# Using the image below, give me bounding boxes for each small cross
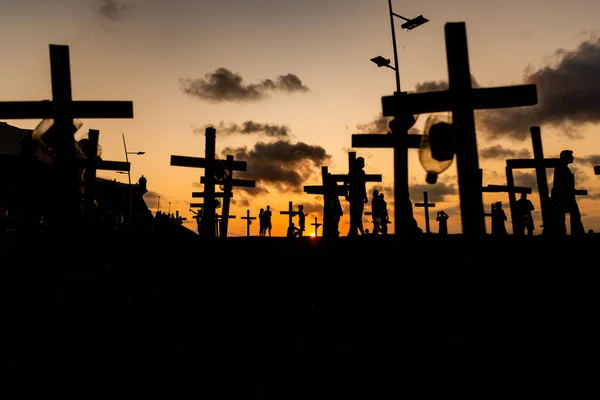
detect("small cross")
[279,201,297,229]
[311,217,322,237]
[240,209,256,237]
[414,191,436,234]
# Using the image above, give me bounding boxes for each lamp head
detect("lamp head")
[401,15,428,30]
[370,56,391,68]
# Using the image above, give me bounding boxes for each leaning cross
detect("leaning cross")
[311,217,322,237]
[381,22,538,238]
[414,191,436,234]
[199,154,256,238]
[506,126,587,231]
[240,209,256,237]
[171,127,248,238]
[77,128,130,220]
[0,44,133,228]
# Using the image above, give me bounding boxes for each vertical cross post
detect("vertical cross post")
[311,217,322,237]
[414,191,436,233]
[280,201,296,228]
[240,209,256,237]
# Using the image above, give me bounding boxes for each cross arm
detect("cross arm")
[330,173,383,182]
[171,155,247,171]
[75,159,130,171]
[0,101,134,119]
[189,203,205,208]
[304,185,347,196]
[381,84,537,116]
[351,134,422,149]
[415,202,436,207]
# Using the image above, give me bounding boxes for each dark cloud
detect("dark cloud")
[143,190,161,209]
[179,68,310,103]
[97,0,129,21]
[356,112,421,134]
[194,121,290,138]
[409,181,458,203]
[513,171,539,192]
[479,145,532,160]
[413,35,600,140]
[577,154,600,166]
[221,140,331,193]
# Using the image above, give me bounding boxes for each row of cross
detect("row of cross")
[2,23,599,238]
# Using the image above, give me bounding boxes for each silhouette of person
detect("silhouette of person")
[491,201,507,235]
[550,150,585,236]
[258,208,265,236]
[324,174,343,238]
[370,189,382,235]
[287,222,300,238]
[264,205,273,237]
[436,210,449,235]
[344,156,368,236]
[379,193,389,235]
[515,192,535,236]
[297,204,307,237]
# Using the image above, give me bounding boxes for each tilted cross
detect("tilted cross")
[76,129,130,221]
[505,126,587,231]
[0,44,133,229]
[200,154,255,238]
[381,22,538,238]
[171,127,249,238]
[414,191,436,234]
[311,217,322,237]
[240,209,256,237]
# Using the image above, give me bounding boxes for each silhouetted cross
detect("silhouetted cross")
[381,22,538,238]
[171,127,249,238]
[311,217,322,237]
[414,191,436,234]
[0,44,133,228]
[304,166,347,237]
[280,201,297,229]
[241,209,256,237]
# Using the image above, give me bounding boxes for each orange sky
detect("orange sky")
[1,0,600,236]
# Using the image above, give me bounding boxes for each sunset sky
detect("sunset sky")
[1,0,600,236]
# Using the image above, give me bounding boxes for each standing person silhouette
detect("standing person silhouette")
[296,204,307,237]
[436,210,449,235]
[515,193,535,236]
[370,189,382,235]
[258,208,265,236]
[264,205,273,237]
[550,150,585,236]
[379,193,389,235]
[344,156,368,236]
[491,201,507,235]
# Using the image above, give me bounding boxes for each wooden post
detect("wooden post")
[240,209,256,237]
[381,23,538,238]
[414,191,436,234]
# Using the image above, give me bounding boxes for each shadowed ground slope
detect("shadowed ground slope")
[2,228,598,396]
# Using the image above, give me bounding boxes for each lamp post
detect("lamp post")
[371,1,428,93]
[122,133,145,221]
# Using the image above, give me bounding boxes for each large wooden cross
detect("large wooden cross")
[76,129,130,221]
[311,217,322,237]
[215,213,237,237]
[200,154,255,238]
[381,23,538,238]
[414,191,436,234]
[0,44,133,229]
[171,127,249,238]
[505,126,587,231]
[480,168,531,234]
[351,125,420,236]
[304,166,347,238]
[330,151,383,185]
[240,209,256,237]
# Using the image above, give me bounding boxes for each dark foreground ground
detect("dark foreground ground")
[2,226,599,396]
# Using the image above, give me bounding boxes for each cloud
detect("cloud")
[479,145,532,160]
[143,190,162,209]
[409,181,458,203]
[96,0,129,21]
[221,140,331,193]
[413,35,600,140]
[513,171,539,192]
[356,112,421,134]
[577,154,600,166]
[179,68,310,103]
[194,121,290,138]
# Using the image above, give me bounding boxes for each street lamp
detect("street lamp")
[371,1,429,93]
[122,133,145,221]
